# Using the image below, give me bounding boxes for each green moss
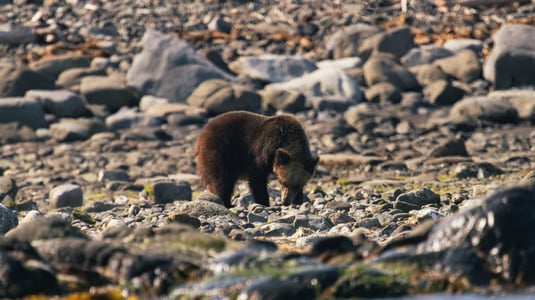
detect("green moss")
[72,210,96,225]
[143,182,154,197]
[84,193,109,202]
[336,178,351,186]
[334,262,410,298]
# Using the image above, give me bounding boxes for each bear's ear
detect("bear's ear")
[306,155,319,173]
[275,149,291,165]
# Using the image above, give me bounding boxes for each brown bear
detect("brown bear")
[195,111,319,207]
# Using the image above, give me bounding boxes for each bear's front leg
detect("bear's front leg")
[248,173,269,206]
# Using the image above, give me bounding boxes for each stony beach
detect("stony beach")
[1,0,535,298]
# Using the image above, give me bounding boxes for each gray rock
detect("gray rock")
[434,49,482,83]
[364,82,402,103]
[80,75,137,112]
[362,26,416,60]
[293,215,332,231]
[139,95,170,112]
[127,29,234,103]
[0,123,39,143]
[483,24,535,89]
[326,23,382,60]
[49,120,90,142]
[207,15,232,34]
[450,95,519,123]
[443,39,484,54]
[452,162,503,179]
[488,89,535,120]
[0,64,55,97]
[247,212,267,223]
[354,217,381,229]
[410,64,449,87]
[30,54,90,80]
[98,169,130,183]
[0,26,35,45]
[55,67,106,90]
[259,222,296,237]
[363,54,419,91]
[105,108,164,130]
[316,57,363,70]
[187,79,261,115]
[260,89,307,113]
[0,97,47,129]
[0,203,17,233]
[176,200,230,217]
[49,184,83,208]
[423,80,465,105]
[0,177,17,203]
[265,68,363,105]
[151,180,192,204]
[228,54,317,83]
[401,45,453,67]
[25,90,87,118]
[427,138,469,158]
[394,188,440,212]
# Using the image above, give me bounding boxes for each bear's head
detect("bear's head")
[273,148,319,205]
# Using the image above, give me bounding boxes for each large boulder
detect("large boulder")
[483,24,535,89]
[126,29,234,103]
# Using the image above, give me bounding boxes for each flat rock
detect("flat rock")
[265,68,363,105]
[105,108,165,130]
[49,120,91,142]
[55,67,106,90]
[0,63,55,97]
[401,45,453,67]
[29,54,90,80]
[228,54,317,83]
[187,79,261,115]
[25,89,88,118]
[450,95,519,123]
[0,97,47,129]
[316,57,363,70]
[80,75,137,112]
[127,29,234,103]
[442,39,483,53]
[483,24,535,89]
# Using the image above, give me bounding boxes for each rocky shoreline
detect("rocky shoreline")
[1,0,535,298]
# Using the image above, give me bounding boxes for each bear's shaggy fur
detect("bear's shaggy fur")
[195,111,318,207]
